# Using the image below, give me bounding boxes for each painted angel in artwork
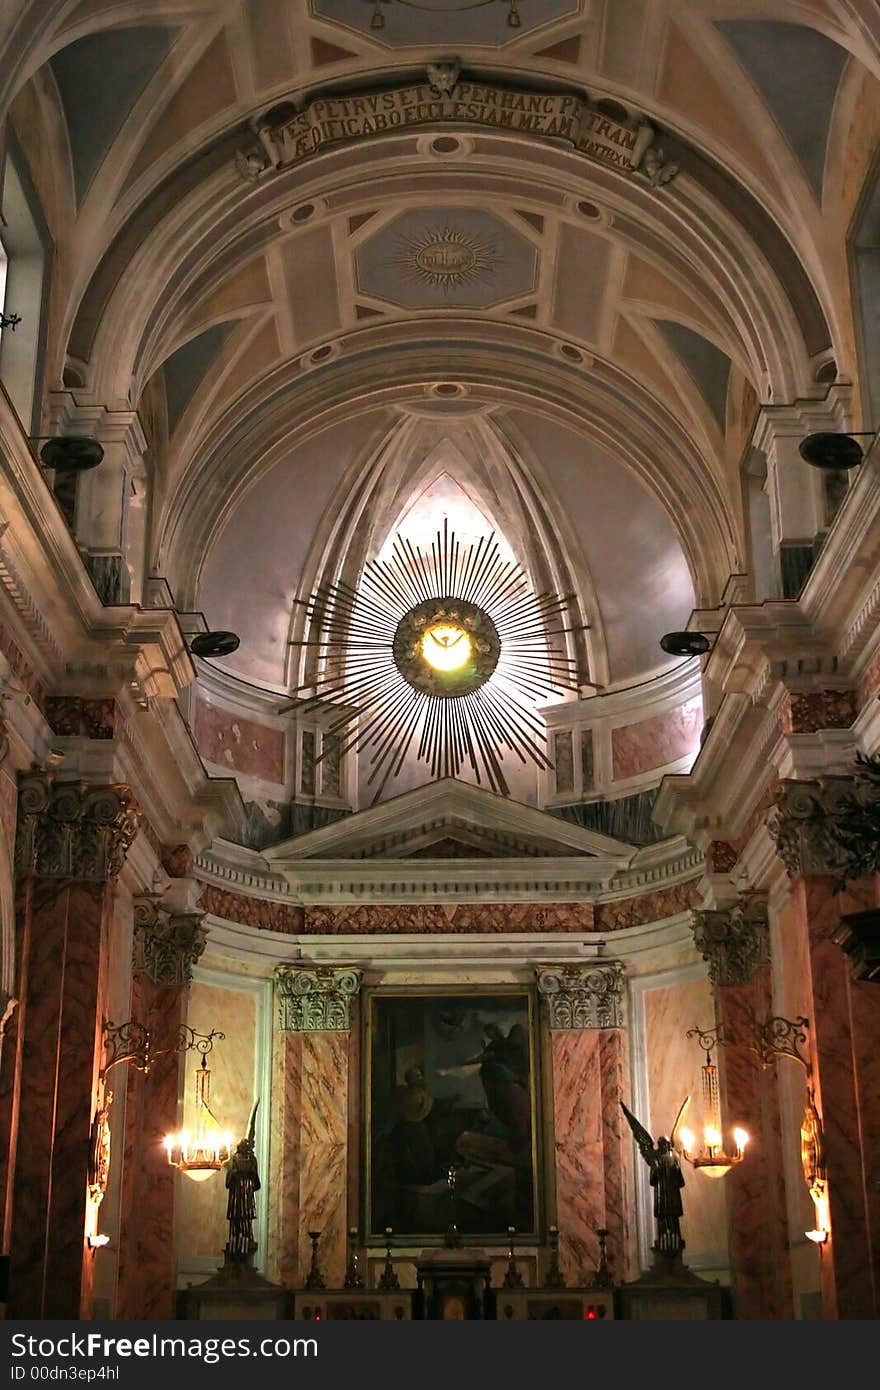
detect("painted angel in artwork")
[621,1099,689,1258]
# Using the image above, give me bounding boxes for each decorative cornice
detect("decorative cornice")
[768,760,880,883]
[15,773,141,882]
[274,965,362,1032]
[536,962,626,1029]
[691,895,769,986]
[132,896,206,989]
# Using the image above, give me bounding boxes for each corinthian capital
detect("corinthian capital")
[133,897,206,989]
[692,895,769,986]
[274,965,362,1032]
[768,759,880,883]
[536,962,625,1030]
[15,773,141,881]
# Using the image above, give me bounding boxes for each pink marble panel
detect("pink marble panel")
[719,970,792,1319]
[117,977,184,1319]
[800,877,879,1318]
[551,1030,604,1283]
[642,975,727,1268]
[599,1029,633,1282]
[297,1033,349,1289]
[194,698,284,782]
[611,697,702,780]
[279,1034,303,1281]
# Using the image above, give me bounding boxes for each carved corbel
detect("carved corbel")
[132,896,206,990]
[768,757,880,884]
[691,895,770,986]
[15,773,141,881]
[536,962,625,1029]
[274,965,362,1032]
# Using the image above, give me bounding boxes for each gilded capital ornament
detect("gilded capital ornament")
[768,757,880,884]
[15,773,141,881]
[536,962,625,1029]
[691,896,770,986]
[274,965,362,1032]
[132,897,206,989]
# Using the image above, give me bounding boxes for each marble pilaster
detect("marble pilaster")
[4,775,140,1318]
[538,963,627,1283]
[274,966,360,1288]
[116,896,204,1319]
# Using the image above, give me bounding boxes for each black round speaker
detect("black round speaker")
[660,631,711,657]
[39,436,104,471]
[190,631,241,658]
[798,433,864,470]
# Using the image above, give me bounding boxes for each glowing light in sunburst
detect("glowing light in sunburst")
[392,225,497,292]
[285,522,594,802]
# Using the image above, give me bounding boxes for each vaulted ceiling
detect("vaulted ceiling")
[3,0,878,700]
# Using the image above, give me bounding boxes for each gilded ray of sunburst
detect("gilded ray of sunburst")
[284,521,594,803]
[391,224,498,293]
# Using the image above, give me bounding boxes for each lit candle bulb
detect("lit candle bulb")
[679,1127,695,1157]
[733,1127,750,1156]
[704,1124,722,1152]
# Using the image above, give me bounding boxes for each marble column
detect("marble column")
[4,774,140,1318]
[115,896,206,1318]
[692,897,793,1318]
[770,777,880,1318]
[273,966,361,1289]
[536,963,628,1285]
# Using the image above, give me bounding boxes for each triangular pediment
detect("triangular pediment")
[264,779,636,868]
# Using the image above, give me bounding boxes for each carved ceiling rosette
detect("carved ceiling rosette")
[15,773,141,882]
[691,896,770,986]
[274,965,363,1032]
[536,962,626,1030]
[768,758,880,885]
[132,897,207,990]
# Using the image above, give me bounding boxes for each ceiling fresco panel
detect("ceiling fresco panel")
[356,206,538,309]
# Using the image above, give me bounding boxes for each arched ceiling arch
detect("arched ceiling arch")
[3,0,879,723]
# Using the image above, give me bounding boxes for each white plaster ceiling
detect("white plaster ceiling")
[3,0,874,750]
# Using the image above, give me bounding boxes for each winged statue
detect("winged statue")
[621,1099,689,1259]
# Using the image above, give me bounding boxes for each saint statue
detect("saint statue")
[621,1100,688,1259]
[225,1101,260,1260]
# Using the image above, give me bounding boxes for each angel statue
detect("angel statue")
[621,1099,689,1259]
[225,1100,261,1261]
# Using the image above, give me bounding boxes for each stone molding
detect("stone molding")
[274,965,362,1032]
[15,773,141,882]
[768,760,880,883]
[691,895,770,986]
[132,896,206,990]
[536,962,625,1029]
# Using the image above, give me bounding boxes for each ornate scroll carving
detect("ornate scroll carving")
[536,962,625,1029]
[15,773,141,881]
[768,757,880,884]
[133,897,206,989]
[274,965,362,1032]
[691,895,770,986]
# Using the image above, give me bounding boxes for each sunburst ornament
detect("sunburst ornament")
[286,522,591,801]
[392,225,497,293]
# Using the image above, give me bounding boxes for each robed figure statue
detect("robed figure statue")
[621,1100,688,1259]
[226,1101,260,1260]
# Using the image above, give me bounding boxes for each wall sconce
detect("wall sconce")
[681,1025,749,1177]
[696,1013,829,1245]
[88,1022,225,1216]
[164,1052,233,1181]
